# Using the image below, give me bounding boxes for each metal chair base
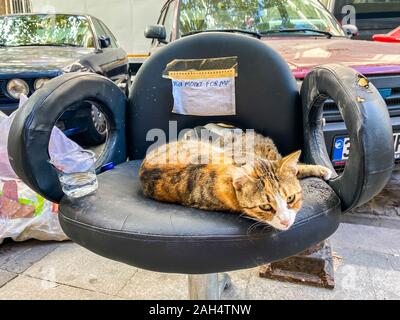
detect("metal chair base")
[188,273,231,300]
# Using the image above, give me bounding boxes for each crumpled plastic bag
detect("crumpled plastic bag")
[49,144,95,175]
[0,179,65,244]
[0,95,89,244]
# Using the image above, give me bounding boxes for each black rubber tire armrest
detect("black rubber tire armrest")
[301,64,394,212]
[8,72,127,203]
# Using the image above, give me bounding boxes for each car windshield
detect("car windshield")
[180,0,345,37]
[0,14,95,48]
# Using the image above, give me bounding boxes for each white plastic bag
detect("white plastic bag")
[0,112,19,180]
[0,95,88,243]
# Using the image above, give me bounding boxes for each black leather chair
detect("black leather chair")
[8,33,394,299]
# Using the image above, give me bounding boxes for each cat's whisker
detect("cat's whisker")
[261,224,272,232]
[246,223,256,234]
[238,213,247,219]
[253,223,265,233]
[247,221,264,235]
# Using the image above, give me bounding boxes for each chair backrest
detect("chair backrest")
[128,32,303,159]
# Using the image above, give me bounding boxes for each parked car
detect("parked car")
[321,0,400,40]
[145,0,400,170]
[374,26,400,43]
[0,13,130,145]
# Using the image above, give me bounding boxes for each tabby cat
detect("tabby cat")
[140,130,332,231]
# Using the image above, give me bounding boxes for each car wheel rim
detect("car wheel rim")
[91,106,107,135]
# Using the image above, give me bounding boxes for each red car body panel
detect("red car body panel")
[264,37,400,79]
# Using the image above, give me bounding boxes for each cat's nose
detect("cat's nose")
[280,219,291,228]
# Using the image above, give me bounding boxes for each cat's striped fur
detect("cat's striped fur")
[140,131,332,230]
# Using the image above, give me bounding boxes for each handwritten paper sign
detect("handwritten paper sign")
[164,57,238,116]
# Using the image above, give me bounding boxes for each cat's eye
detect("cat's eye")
[287,195,296,204]
[259,204,272,212]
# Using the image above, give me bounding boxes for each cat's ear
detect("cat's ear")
[232,165,255,191]
[279,151,301,176]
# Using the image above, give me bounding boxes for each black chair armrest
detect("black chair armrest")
[301,64,394,212]
[8,73,127,203]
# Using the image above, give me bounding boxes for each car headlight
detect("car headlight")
[34,78,50,90]
[6,79,29,100]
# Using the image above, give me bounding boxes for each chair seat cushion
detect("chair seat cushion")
[59,161,341,274]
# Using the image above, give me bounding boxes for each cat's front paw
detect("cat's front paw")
[319,166,333,181]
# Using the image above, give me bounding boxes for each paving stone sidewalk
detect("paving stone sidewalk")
[344,171,400,229]
[0,223,399,300]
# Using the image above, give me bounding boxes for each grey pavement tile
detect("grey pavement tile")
[117,269,188,300]
[331,262,377,300]
[333,246,400,299]
[246,261,376,300]
[330,224,400,256]
[0,269,17,289]
[333,247,394,271]
[244,241,387,300]
[0,240,61,274]
[388,254,400,271]
[242,237,400,300]
[0,275,116,300]
[24,242,137,296]
[330,225,400,299]
[367,267,400,300]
